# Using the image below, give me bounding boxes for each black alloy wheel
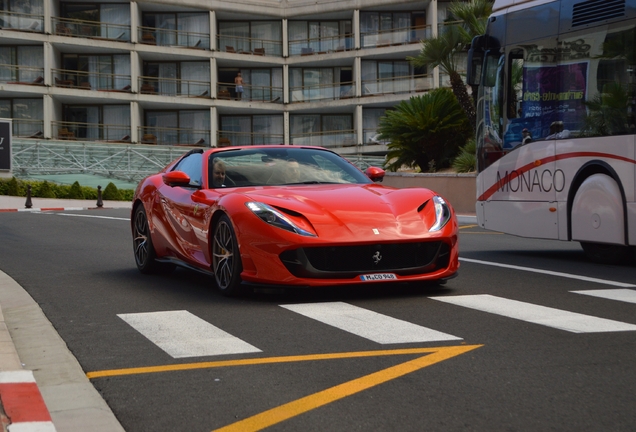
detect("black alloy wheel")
[212,214,243,295]
[133,204,174,274]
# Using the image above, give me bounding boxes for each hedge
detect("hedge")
[0,177,134,201]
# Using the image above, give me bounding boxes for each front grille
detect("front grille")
[280,241,450,279]
[572,0,625,27]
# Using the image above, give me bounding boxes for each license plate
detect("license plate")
[360,273,397,281]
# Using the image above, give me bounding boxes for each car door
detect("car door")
[156,151,208,265]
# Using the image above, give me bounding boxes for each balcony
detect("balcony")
[139,126,209,146]
[217,82,282,103]
[362,74,432,96]
[53,69,132,92]
[138,26,209,49]
[290,129,356,147]
[361,24,430,48]
[289,81,355,103]
[12,119,44,139]
[53,121,131,142]
[0,64,44,85]
[289,34,354,56]
[363,129,389,146]
[218,35,282,57]
[217,131,283,147]
[138,76,210,98]
[0,10,43,32]
[52,16,130,41]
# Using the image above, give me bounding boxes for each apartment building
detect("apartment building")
[0,0,455,163]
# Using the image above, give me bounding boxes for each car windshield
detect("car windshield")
[208,147,372,188]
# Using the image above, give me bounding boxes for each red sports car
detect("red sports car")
[132,145,458,295]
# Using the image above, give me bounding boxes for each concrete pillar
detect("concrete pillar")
[210,57,217,98]
[211,106,218,147]
[282,19,288,57]
[355,104,363,145]
[130,51,140,93]
[353,9,360,50]
[43,95,53,139]
[210,11,217,51]
[284,111,289,145]
[427,0,440,89]
[130,2,138,43]
[130,101,140,143]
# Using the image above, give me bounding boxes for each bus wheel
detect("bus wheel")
[580,242,630,265]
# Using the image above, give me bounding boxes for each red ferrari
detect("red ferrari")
[132,145,458,295]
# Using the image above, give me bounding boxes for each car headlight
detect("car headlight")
[246,202,316,237]
[429,196,451,232]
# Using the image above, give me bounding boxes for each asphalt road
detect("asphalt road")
[0,209,635,432]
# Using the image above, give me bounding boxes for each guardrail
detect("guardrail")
[52,68,132,92]
[0,11,43,32]
[52,16,130,41]
[0,64,44,85]
[362,74,432,96]
[218,35,282,57]
[138,127,210,146]
[138,76,210,97]
[289,34,354,56]
[289,81,355,103]
[52,121,131,142]
[361,24,429,48]
[290,130,356,148]
[217,131,284,147]
[217,82,282,102]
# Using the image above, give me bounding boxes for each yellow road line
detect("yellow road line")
[87,346,479,379]
[213,345,482,432]
[459,224,478,229]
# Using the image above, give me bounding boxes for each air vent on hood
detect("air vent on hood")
[572,0,625,27]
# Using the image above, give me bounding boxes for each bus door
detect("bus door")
[477,38,560,239]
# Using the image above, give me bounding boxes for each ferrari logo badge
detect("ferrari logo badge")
[372,251,382,265]
[193,203,199,216]
[373,228,379,235]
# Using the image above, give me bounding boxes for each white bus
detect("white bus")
[467,0,636,263]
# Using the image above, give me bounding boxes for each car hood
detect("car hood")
[241,184,440,240]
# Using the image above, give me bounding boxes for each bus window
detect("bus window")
[477,52,505,170]
[566,25,636,137]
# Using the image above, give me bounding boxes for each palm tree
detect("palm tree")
[378,88,472,173]
[409,0,493,132]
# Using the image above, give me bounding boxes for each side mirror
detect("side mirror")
[365,166,385,182]
[163,170,191,187]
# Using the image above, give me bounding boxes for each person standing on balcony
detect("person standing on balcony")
[234,72,244,100]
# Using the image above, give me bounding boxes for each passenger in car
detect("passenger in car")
[212,159,227,187]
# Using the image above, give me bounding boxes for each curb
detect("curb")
[0,371,56,432]
[0,207,125,213]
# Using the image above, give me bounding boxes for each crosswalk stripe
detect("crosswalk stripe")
[430,294,636,333]
[280,302,462,344]
[118,310,262,358]
[571,289,636,304]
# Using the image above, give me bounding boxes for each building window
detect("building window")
[142,61,209,96]
[0,98,43,137]
[219,115,283,146]
[141,12,209,48]
[60,2,130,40]
[62,104,130,141]
[145,110,210,146]
[218,21,282,56]
[0,46,43,83]
[61,54,130,91]
[288,20,352,55]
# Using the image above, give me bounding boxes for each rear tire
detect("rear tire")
[212,214,243,296]
[580,242,630,265]
[133,205,175,274]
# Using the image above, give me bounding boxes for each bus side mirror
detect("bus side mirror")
[467,48,483,86]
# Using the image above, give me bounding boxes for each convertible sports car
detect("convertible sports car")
[132,145,459,295]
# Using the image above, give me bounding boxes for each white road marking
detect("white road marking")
[459,257,636,288]
[118,310,262,358]
[571,289,636,304]
[430,294,636,333]
[280,302,462,344]
[49,213,129,221]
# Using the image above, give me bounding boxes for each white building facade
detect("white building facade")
[0,0,456,162]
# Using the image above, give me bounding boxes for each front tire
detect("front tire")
[133,204,174,274]
[580,242,630,265]
[212,214,243,296]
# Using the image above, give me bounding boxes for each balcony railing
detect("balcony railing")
[0,10,44,32]
[0,64,44,85]
[52,69,132,92]
[217,82,282,103]
[139,126,210,146]
[361,24,430,48]
[138,25,209,49]
[218,35,282,57]
[53,121,131,142]
[52,16,130,41]
[290,130,356,148]
[217,131,283,147]
[362,74,433,96]
[138,76,210,97]
[289,34,354,56]
[290,81,355,103]
[12,119,44,139]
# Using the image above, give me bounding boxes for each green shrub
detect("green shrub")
[36,181,57,198]
[68,181,85,199]
[452,139,477,173]
[102,182,121,200]
[0,178,134,200]
[6,177,21,196]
